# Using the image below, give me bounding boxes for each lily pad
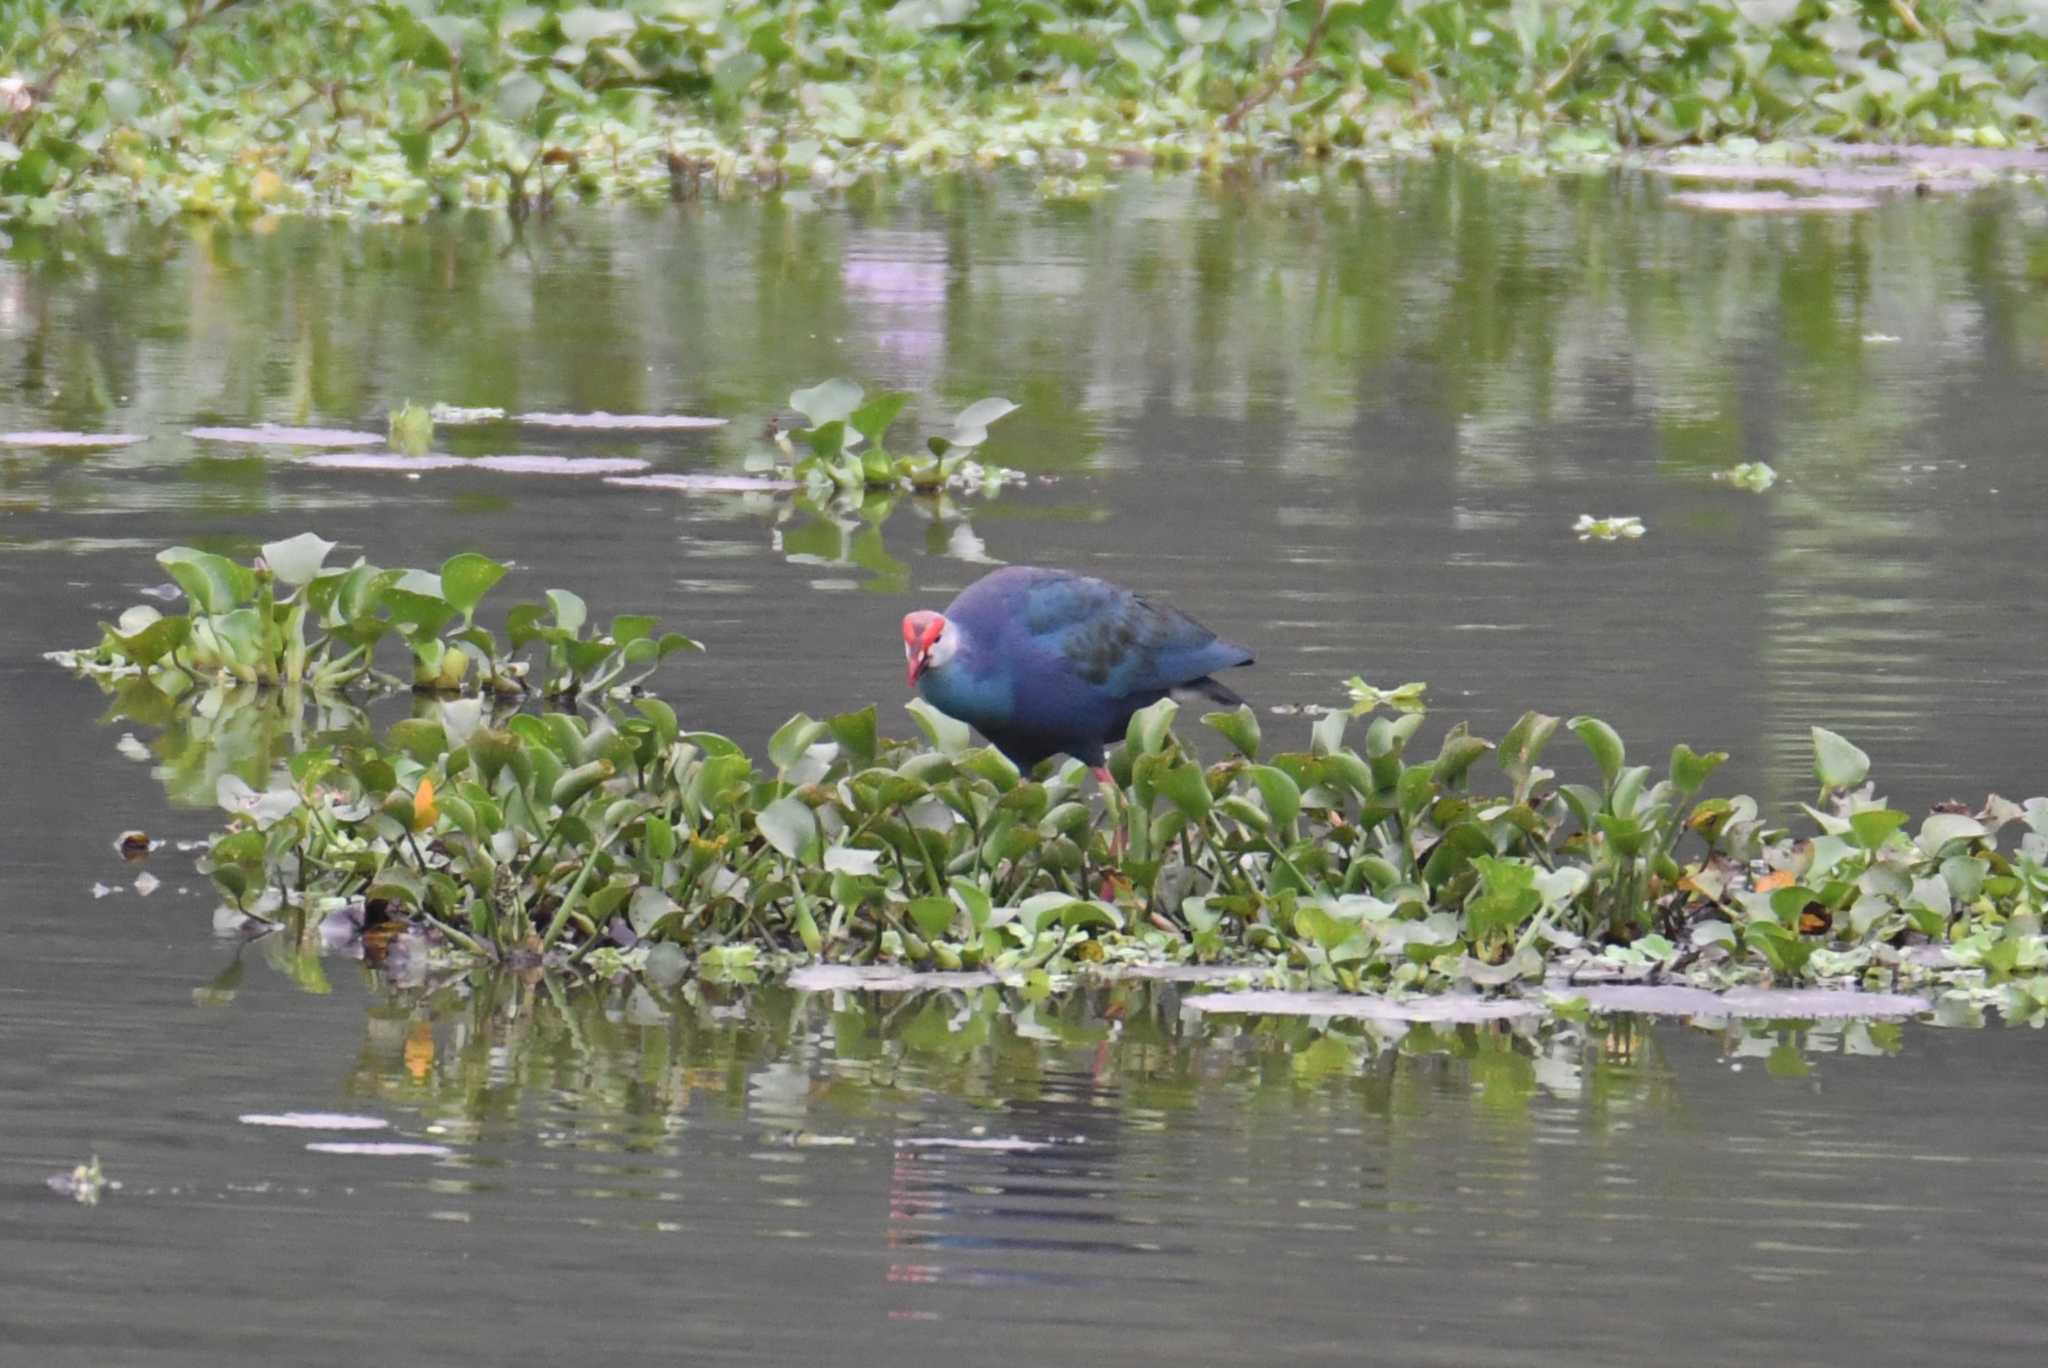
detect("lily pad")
[189,424,383,447]
[1668,191,1880,214]
[512,412,727,430]
[605,473,799,494]
[1182,990,1547,1023]
[299,453,651,475]
[0,431,146,448]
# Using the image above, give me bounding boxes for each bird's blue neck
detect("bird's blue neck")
[918,636,1012,729]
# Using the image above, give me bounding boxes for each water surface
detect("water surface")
[5,166,2048,1365]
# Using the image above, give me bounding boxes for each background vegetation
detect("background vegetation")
[3,1,2044,222]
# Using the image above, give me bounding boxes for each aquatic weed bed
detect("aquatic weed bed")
[53,535,2048,1020]
[4,2,2046,227]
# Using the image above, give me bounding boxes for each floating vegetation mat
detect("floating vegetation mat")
[51,533,2048,1023]
[7,3,2047,225]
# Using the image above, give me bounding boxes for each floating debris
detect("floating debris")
[1,431,146,449]
[1716,988,1931,1019]
[1557,984,1929,1019]
[47,1155,116,1205]
[787,964,1000,993]
[605,473,800,494]
[1574,514,1647,541]
[239,1114,391,1130]
[305,1141,454,1157]
[115,734,153,762]
[894,1135,1080,1152]
[242,1111,390,1130]
[513,412,728,430]
[1100,963,1274,984]
[133,872,160,896]
[1713,461,1778,492]
[429,404,506,424]
[1668,190,1880,214]
[1183,991,1549,1023]
[188,424,382,447]
[116,830,153,859]
[300,453,651,475]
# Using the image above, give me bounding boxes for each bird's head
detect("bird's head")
[902,610,955,688]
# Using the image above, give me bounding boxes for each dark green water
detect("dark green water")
[5,166,2048,1364]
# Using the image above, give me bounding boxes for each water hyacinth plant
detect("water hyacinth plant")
[774,379,1025,497]
[49,533,698,701]
[8,1,2045,226]
[53,546,2048,1001]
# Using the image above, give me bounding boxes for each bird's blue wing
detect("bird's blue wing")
[1017,570,1251,697]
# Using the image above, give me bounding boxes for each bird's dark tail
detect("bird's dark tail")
[1170,675,1246,711]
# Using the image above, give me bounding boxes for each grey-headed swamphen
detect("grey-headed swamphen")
[902,566,1253,778]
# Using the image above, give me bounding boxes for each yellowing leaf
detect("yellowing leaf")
[413,777,438,830]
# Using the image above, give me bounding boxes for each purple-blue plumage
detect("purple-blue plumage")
[903,566,1253,769]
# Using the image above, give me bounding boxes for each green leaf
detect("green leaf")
[1567,715,1625,786]
[828,706,878,765]
[381,587,457,637]
[440,553,507,618]
[756,795,818,863]
[497,72,545,121]
[1126,698,1177,756]
[1669,743,1727,796]
[790,378,864,427]
[105,614,190,668]
[1157,762,1212,820]
[1248,765,1301,833]
[909,896,956,940]
[546,588,588,635]
[1196,712,1261,765]
[1466,856,1541,941]
[768,714,829,771]
[1917,812,1988,856]
[559,6,637,43]
[158,547,255,615]
[1940,855,1988,903]
[1847,808,1908,852]
[950,396,1018,446]
[849,391,910,447]
[1812,727,1870,790]
[1432,726,1492,787]
[905,698,971,754]
[261,533,337,587]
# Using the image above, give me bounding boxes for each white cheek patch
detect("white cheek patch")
[926,628,959,670]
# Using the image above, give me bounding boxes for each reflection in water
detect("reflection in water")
[6,169,2048,810]
[12,166,2048,1368]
